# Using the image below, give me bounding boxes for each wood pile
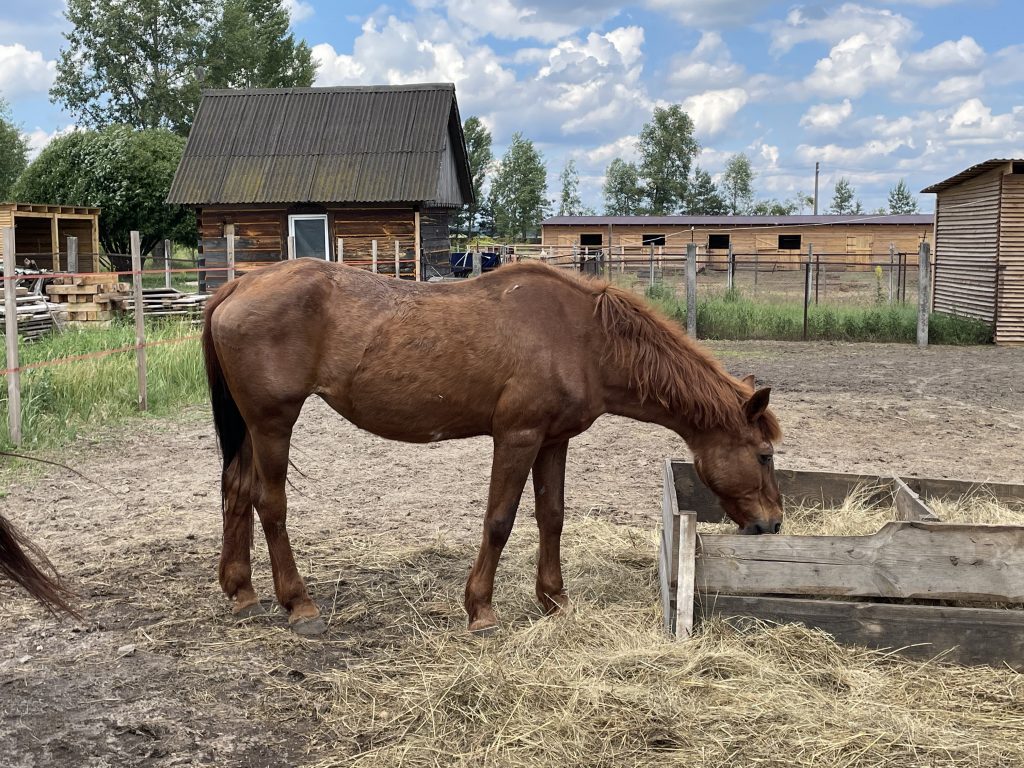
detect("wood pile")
[0,287,58,341]
[45,274,129,325]
[111,288,210,320]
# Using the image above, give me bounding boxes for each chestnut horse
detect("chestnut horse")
[203,260,782,635]
[1,513,78,617]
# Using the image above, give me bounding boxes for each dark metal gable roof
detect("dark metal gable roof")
[167,84,473,206]
[920,159,1019,194]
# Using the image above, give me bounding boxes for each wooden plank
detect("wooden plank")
[699,594,1024,669]
[131,231,147,411]
[696,521,1024,602]
[893,477,940,522]
[903,476,1024,506]
[675,512,697,637]
[3,227,21,445]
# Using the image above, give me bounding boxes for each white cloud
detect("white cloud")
[758,142,780,168]
[927,74,984,101]
[800,99,853,130]
[0,43,55,98]
[947,98,1024,142]
[439,0,620,42]
[805,34,902,98]
[584,134,640,165]
[681,88,749,136]
[771,4,915,54]
[906,36,984,72]
[668,32,744,89]
[646,0,775,26]
[25,125,77,160]
[283,0,314,22]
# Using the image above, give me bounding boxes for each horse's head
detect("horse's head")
[691,378,783,535]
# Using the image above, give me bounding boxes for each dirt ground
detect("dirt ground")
[1,340,1022,767]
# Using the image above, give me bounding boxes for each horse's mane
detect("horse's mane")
[588,277,782,441]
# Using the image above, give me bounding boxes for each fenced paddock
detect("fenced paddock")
[661,459,1024,668]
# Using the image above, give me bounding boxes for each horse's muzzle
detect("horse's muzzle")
[740,520,782,535]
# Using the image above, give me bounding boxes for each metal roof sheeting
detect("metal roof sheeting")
[167,84,473,205]
[542,214,935,226]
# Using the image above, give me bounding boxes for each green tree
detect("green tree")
[51,0,316,137]
[602,158,645,215]
[720,153,755,215]
[686,166,726,215]
[637,105,699,214]
[557,159,589,216]
[0,99,28,200]
[887,179,919,214]
[829,177,864,215]
[14,127,196,269]
[751,198,799,215]
[456,116,493,239]
[488,132,548,242]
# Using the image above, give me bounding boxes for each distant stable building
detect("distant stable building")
[166,83,474,288]
[541,214,934,268]
[922,159,1024,345]
[0,203,101,272]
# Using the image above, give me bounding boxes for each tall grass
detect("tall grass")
[1,320,206,451]
[645,284,992,345]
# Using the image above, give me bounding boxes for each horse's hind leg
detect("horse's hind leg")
[219,435,262,617]
[249,414,324,635]
[532,441,570,615]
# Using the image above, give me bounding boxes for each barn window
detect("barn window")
[579,233,603,246]
[642,233,666,246]
[1013,162,1024,174]
[708,234,730,250]
[778,234,802,250]
[289,214,329,260]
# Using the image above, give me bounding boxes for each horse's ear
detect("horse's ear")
[741,374,756,390]
[744,387,771,422]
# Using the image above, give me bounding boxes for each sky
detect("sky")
[2,0,1023,213]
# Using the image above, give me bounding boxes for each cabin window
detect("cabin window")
[1013,162,1024,175]
[288,214,329,260]
[778,234,802,250]
[708,234,730,250]
[642,233,666,246]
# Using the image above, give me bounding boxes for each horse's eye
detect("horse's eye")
[758,454,773,466]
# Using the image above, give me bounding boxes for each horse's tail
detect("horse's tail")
[203,283,256,557]
[0,513,80,618]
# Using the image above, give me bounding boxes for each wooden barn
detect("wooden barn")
[0,203,101,272]
[922,159,1024,345]
[541,214,934,268]
[166,84,473,287]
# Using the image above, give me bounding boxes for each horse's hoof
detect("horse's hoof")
[233,601,266,620]
[468,619,499,636]
[541,593,571,617]
[291,616,328,636]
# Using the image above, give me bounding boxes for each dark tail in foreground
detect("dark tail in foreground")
[0,514,80,618]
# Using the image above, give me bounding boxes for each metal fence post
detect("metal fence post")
[3,227,21,445]
[888,243,895,303]
[648,245,655,289]
[131,231,147,411]
[395,240,401,278]
[472,250,482,277]
[372,240,378,273]
[917,242,931,348]
[803,244,813,341]
[225,223,236,283]
[686,242,697,337]
[753,251,759,295]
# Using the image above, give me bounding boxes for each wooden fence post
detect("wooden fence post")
[648,245,655,289]
[753,251,759,294]
[394,240,401,278]
[3,227,21,446]
[287,236,296,261]
[372,240,378,273]
[131,231,147,412]
[918,241,931,348]
[726,243,735,292]
[164,238,172,288]
[686,242,697,337]
[225,224,235,283]
[66,236,78,274]
[337,237,344,263]
[472,251,482,278]
[888,242,896,303]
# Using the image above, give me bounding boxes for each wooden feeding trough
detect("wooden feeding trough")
[659,460,1024,668]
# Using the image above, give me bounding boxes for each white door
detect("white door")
[288,214,329,260]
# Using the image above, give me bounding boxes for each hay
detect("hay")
[280,516,1024,768]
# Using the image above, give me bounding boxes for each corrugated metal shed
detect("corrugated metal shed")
[167,84,473,206]
[542,215,934,226]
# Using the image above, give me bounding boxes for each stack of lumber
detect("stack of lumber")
[45,274,129,325]
[111,288,210,320]
[0,288,58,341]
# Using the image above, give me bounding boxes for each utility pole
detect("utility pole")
[813,162,820,215]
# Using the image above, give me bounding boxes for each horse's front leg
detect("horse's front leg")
[532,440,570,615]
[464,430,542,633]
